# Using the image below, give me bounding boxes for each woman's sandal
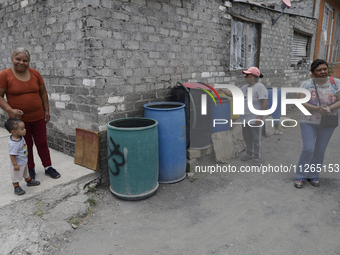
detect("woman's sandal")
[307,179,320,187]
[294,180,304,188]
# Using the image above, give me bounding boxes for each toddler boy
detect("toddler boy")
[5,119,40,195]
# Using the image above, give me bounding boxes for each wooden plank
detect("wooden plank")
[74,128,101,171]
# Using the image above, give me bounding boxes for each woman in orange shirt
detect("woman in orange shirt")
[0,47,60,180]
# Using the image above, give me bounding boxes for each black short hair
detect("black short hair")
[311,59,328,72]
[253,73,264,82]
[4,119,22,133]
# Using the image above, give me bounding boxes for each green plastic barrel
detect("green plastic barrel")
[106,117,159,200]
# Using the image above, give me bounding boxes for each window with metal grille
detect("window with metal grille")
[291,32,310,65]
[230,17,261,70]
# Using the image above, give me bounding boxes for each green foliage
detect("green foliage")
[186,163,191,173]
[88,197,96,206]
[70,217,80,225]
[88,186,96,192]
[34,201,43,217]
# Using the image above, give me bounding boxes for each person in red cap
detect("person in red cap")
[217,67,268,166]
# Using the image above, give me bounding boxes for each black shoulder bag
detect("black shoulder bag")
[312,77,338,128]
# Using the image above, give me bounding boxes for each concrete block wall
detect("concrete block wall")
[0,0,90,157]
[0,0,316,172]
[249,0,315,18]
[0,0,229,171]
[219,2,317,89]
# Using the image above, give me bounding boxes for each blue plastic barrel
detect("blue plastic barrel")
[267,88,281,124]
[143,102,186,183]
[107,117,159,200]
[211,96,231,133]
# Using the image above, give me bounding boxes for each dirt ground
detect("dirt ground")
[53,109,340,255]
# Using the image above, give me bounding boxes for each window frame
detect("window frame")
[230,16,262,71]
[291,30,312,66]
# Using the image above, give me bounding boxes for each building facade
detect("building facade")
[251,0,340,76]
[0,0,318,172]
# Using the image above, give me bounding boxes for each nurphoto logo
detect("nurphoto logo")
[198,84,312,128]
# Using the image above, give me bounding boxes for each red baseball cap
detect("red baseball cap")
[242,67,261,77]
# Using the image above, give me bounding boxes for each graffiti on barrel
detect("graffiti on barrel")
[108,137,125,176]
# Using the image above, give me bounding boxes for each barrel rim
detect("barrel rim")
[213,96,231,102]
[107,117,158,131]
[143,101,185,111]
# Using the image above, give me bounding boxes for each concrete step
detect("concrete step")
[0,127,100,209]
